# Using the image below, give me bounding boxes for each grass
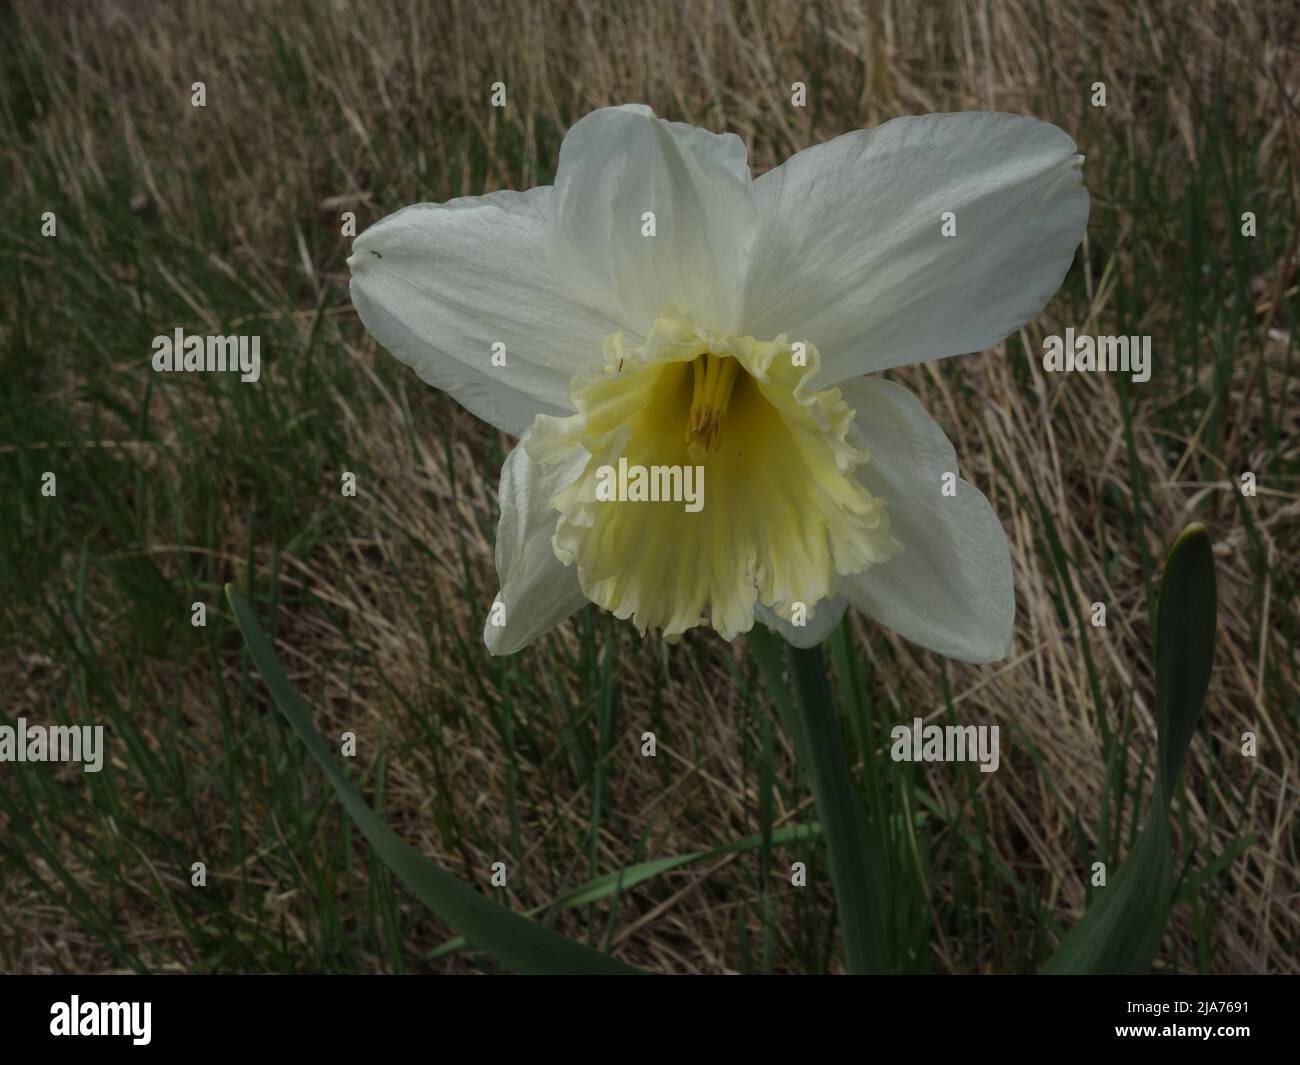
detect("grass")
[0,0,1296,973]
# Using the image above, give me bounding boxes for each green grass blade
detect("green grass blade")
[1042,523,1217,974]
[225,584,644,975]
[424,823,823,961]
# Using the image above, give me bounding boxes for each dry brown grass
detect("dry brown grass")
[2,0,1297,973]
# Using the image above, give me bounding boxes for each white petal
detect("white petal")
[547,105,759,335]
[834,377,1013,663]
[485,435,589,655]
[742,112,1089,383]
[755,597,846,648]
[349,187,622,436]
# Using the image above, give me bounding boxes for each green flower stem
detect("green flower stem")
[753,626,885,973]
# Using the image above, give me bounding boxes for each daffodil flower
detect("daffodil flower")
[349,105,1087,661]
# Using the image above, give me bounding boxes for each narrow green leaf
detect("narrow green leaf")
[424,823,823,961]
[1153,522,1218,803]
[1041,817,1174,975]
[1176,834,1257,905]
[1043,523,1217,974]
[225,584,644,975]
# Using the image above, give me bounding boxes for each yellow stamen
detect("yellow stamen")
[685,352,741,461]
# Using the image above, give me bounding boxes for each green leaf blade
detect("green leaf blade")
[225,584,644,975]
[424,823,823,961]
[1154,522,1218,801]
[1042,523,1218,975]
